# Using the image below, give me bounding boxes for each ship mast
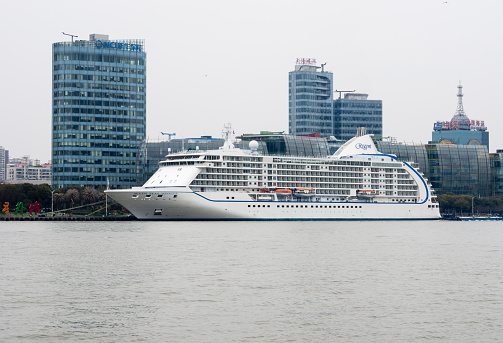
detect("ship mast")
[220,123,235,150]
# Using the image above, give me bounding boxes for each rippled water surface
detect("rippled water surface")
[1,220,502,342]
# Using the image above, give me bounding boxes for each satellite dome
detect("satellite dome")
[249,140,259,151]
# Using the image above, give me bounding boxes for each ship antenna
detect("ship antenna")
[220,123,235,150]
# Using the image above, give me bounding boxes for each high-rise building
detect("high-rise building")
[289,59,382,139]
[289,59,333,137]
[432,83,489,148]
[0,146,8,181]
[52,33,146,189]
[333,93,383,141]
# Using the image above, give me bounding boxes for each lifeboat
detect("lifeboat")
[294,188,315,197]
[259,188,271,193]
[357,189,376,194]
[275,188,292,195]
[356,189,376,197]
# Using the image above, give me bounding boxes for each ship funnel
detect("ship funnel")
[356,127,367,137]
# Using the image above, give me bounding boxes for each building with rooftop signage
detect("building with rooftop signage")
[432,83,489,148]
[52,33,146,189]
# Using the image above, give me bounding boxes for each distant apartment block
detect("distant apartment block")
[0,146,8,181]
[6,156,52,185]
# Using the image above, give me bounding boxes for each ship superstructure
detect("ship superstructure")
[106,127,440,220]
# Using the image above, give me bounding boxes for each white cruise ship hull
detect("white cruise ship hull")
[106,187,441,220]
[106,132,441,221]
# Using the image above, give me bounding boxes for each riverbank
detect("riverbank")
[0,215,135,221]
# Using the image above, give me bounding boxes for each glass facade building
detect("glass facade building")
[426,144,491,196]
[378,140,491,197]
[52,34,146,189]
[334,93,383,141]
[289,63,333,136]
[490,150,503,196]
[377,141,429,177]
[289,61,382,140]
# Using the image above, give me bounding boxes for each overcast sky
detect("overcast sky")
[1,0,502,162]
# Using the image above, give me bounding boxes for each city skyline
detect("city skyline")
[1,0,503,162]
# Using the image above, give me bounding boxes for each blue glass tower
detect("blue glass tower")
[289,60,334,136]
[289,60,382,140]
[52,34,146,189]
[333,93,383,141]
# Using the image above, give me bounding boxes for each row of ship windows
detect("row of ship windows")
[249,204,363,209]
[138,194,177,199]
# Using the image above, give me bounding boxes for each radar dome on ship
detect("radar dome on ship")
[249,140,259,151]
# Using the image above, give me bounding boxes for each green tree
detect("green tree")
[65,189,79,209]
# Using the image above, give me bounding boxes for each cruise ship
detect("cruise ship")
[106,127,441,220]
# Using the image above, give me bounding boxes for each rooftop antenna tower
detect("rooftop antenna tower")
[62,32,78,42]
[450,81,470,127]
[455,82,465,116]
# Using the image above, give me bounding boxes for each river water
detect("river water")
[1,220,502,342]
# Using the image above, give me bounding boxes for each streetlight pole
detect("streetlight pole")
[472,196,474,217]
[51,190,55,217]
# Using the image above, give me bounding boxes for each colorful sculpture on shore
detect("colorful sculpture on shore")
[14,202,27,215]
[2,202,10,215]
[29,201,41,216]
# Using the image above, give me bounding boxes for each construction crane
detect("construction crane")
[160,132,176,141]
[335,90,356,99]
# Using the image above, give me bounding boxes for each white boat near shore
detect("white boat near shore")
[106,127,441,220]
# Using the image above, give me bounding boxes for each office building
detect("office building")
[432,83,489,148]
[0,146,8,181]
[289,59,382,139]
[333,93,383,141]
[289,59,334,137]
[52,33,146,189]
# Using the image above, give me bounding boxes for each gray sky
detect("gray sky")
[1,0,502,162]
